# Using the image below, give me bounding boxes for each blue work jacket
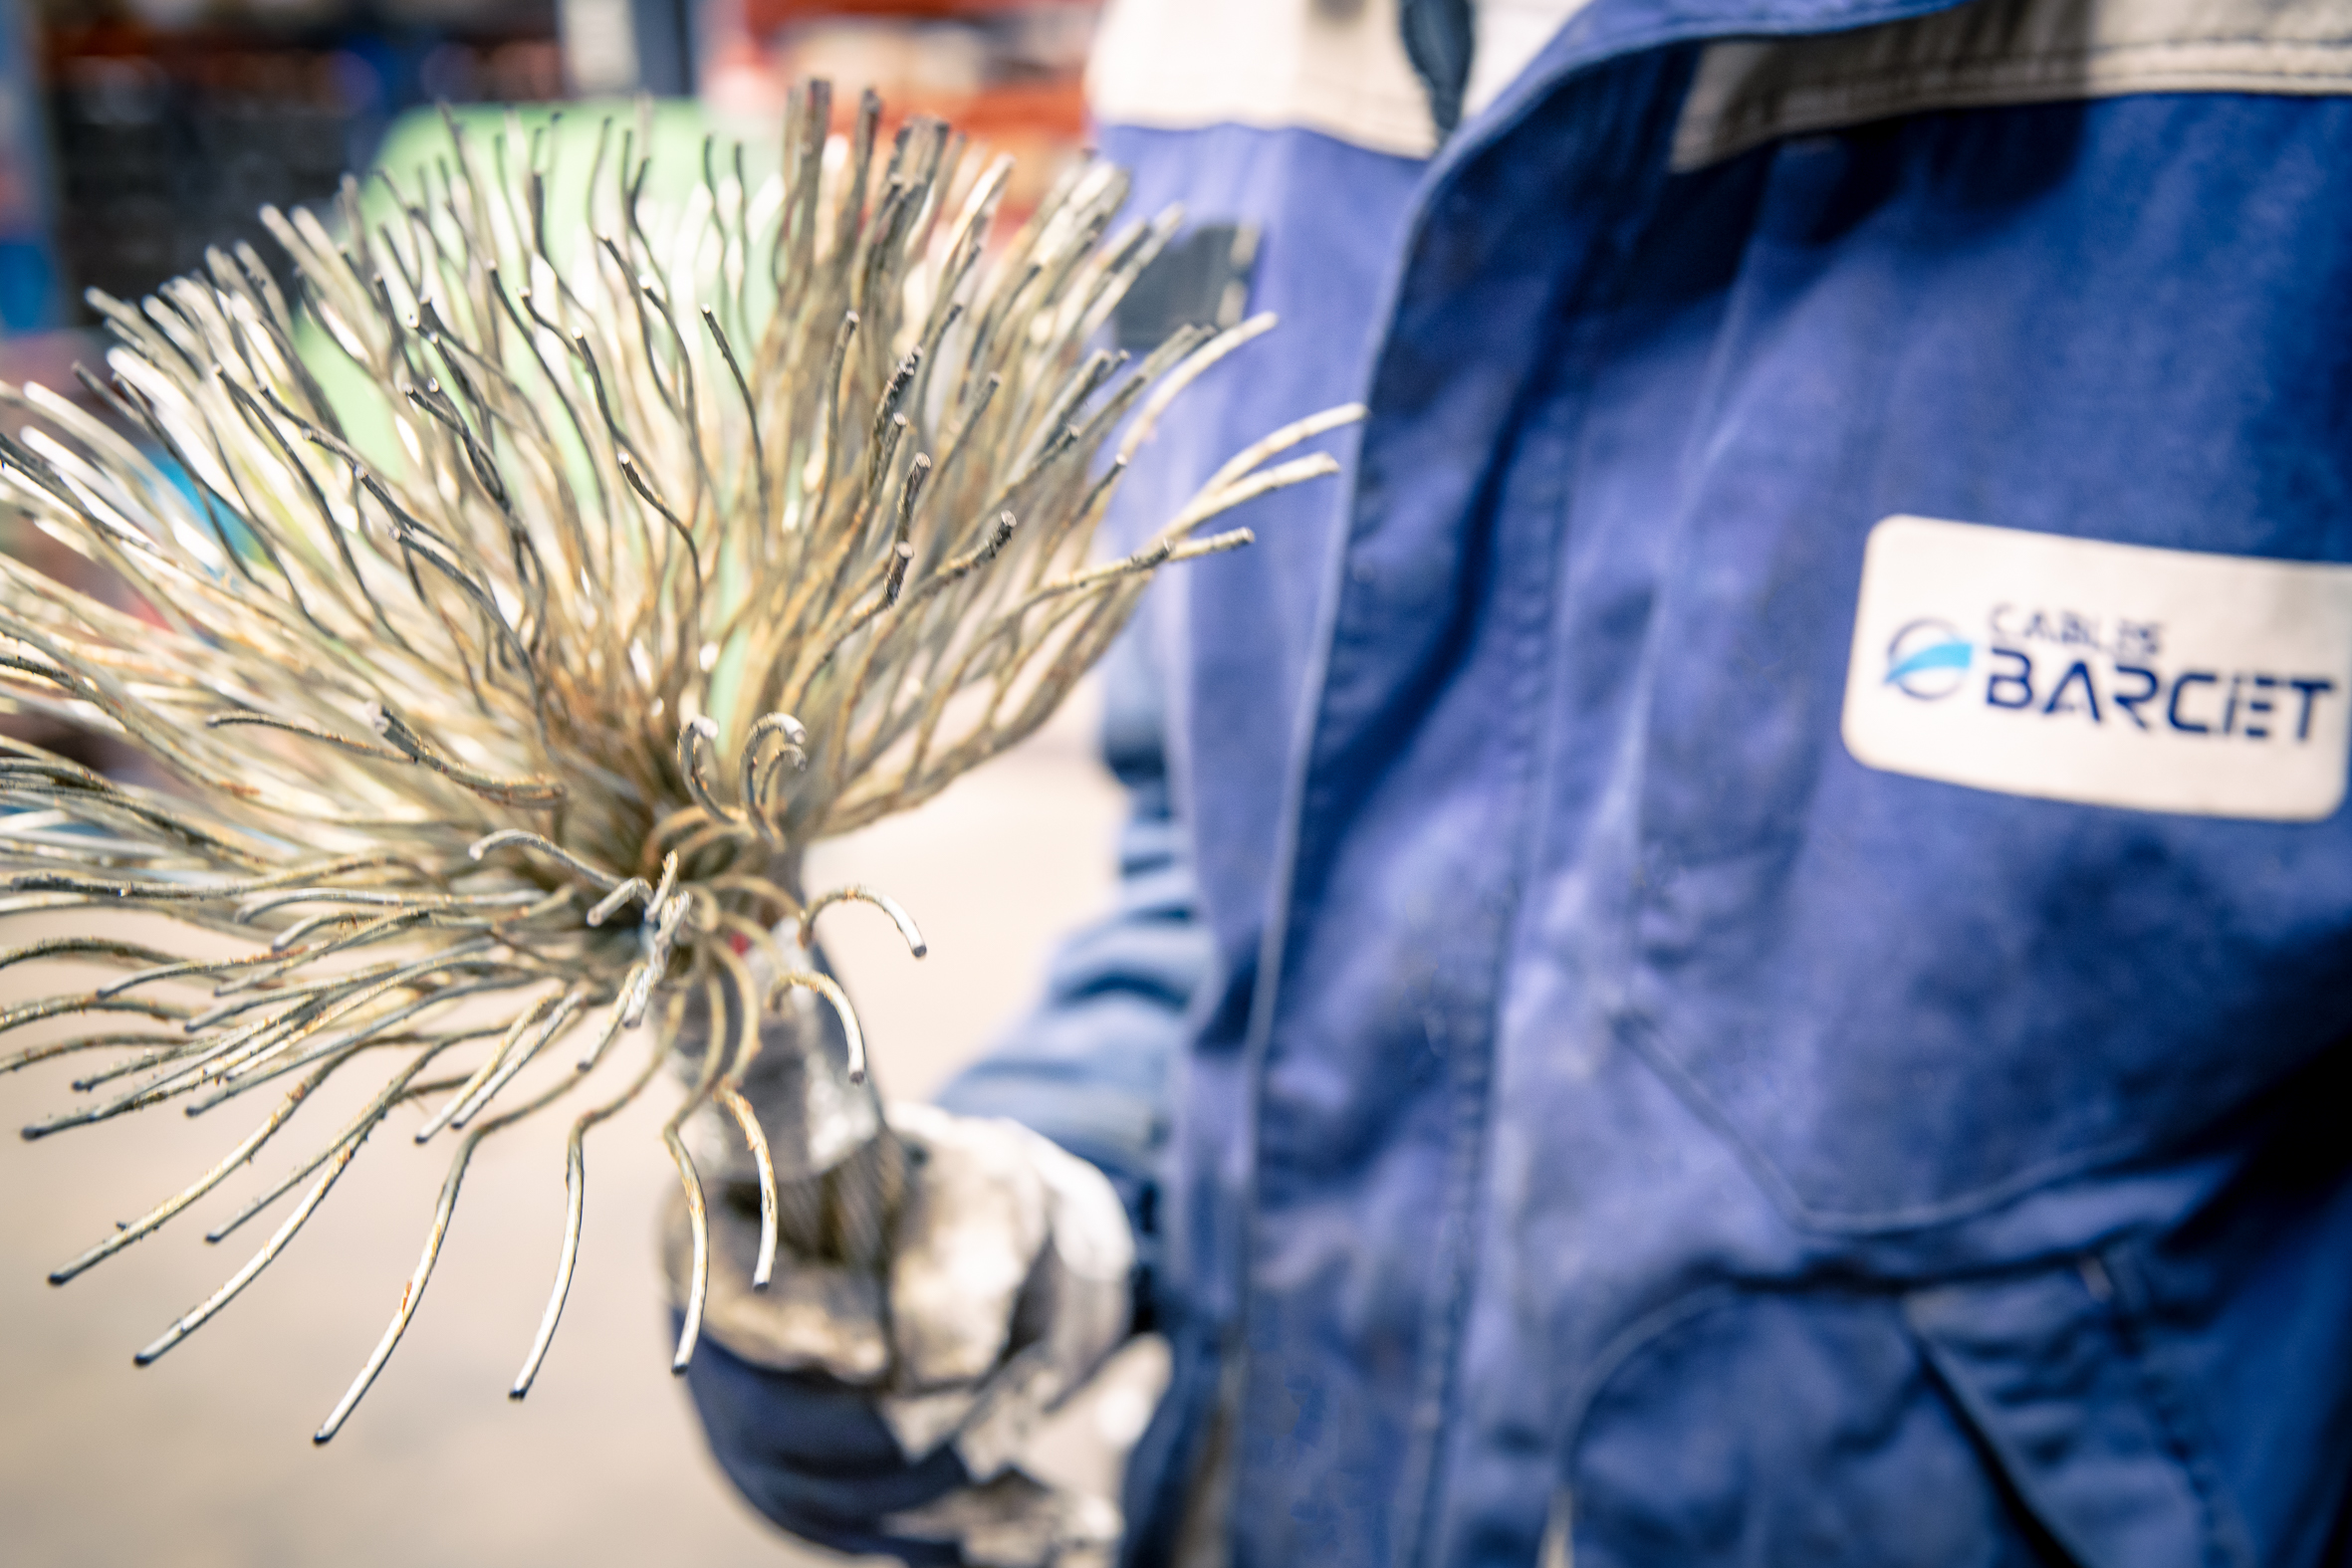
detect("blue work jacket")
[704,2,2352,1563]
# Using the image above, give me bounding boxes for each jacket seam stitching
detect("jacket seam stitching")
[2099,1242,2261,1568]
[1388,148,1665,1568]
[1558,1283,1746,1471]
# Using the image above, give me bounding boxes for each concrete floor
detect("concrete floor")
[0,692,1131,1567]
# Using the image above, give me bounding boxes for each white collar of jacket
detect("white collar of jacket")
[1085,0,1599,158]
[1087,0,2352,165]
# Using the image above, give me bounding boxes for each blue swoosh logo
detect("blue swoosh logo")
[1884,639,1973,685]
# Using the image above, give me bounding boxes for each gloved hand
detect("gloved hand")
[664,987,1135,1568]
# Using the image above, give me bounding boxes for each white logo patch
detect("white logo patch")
[1841,516,2352,821]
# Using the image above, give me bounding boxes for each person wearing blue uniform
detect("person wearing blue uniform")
[674,2,2352,1562]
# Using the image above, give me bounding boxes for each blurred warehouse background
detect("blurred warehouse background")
[0,0,1096,336]
[0,2,1155,1564]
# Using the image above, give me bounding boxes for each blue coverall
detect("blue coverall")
[688,2,2352,1562]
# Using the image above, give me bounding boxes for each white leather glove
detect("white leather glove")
[664,1100,1135,1566]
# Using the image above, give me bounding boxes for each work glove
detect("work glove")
[662,973,1136,1567]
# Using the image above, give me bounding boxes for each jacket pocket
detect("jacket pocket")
[1568,1281,2219,1568]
